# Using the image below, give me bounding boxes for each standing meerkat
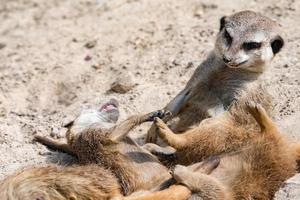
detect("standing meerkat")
[146,10,284,143]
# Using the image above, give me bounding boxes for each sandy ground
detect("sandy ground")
[0,0,299,198]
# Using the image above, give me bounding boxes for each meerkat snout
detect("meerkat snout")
[215,10,284,72]
[66,99,120,135]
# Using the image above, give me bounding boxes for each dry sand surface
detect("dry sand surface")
[0,0,299,198]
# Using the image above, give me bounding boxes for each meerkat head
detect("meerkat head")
[65,98,120,135]
[215,10,284,72]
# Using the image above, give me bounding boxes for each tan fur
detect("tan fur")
[146,10,283,143]
[0,165,191,200]
[163,103,299,199]
[63,112,173,195]
[0,165,123,200]
[0,110,192,200]
[151,104,262,165]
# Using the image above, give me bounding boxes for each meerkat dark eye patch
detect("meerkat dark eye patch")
[243,42,262,51]
[271,35,284,54]
[224,30,232,46]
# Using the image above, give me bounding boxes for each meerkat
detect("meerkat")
[0,99,195,200]
[35,99,175,195]
[146,10,284,143]
[146,104,262,166]
[0,164,191,200]
[170,103,300,200]
[148,99,300,168]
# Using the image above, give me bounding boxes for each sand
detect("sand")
[0,0,299,198]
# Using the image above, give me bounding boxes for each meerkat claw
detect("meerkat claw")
[147,110,171,122]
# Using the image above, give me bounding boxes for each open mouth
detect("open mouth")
[225,60,247,68]
[100,99,119,112]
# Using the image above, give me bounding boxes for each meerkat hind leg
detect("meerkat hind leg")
[246,102,277,133]
[154,118,187,149]
[173,165,231,200]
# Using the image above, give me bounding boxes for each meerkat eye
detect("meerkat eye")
[224,30,232,46]
[243,42,262,51]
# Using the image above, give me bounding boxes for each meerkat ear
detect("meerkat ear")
[219,16,227,31]
[271,35,284,55]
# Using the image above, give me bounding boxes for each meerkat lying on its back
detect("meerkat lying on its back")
[0,99,192,200]
[147,10,284,142]
[170,103,300,200]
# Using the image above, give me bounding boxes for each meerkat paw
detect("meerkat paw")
[172,165,193,185]
[146,110,171,122]
[245,101,264,118]
[245,101,270,131]
[146,111,172,143]
[154,117,173,139]
[154,117,169,130]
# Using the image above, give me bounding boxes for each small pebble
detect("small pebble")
[110,73,135,94]
[84,55,92,61]
[84,40,97,49]
[0,43,6,49]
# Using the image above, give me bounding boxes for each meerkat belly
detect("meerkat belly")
[210,154,242,186]
[119,138,172,190]
[189,90,226,118]
[203,69,256,117]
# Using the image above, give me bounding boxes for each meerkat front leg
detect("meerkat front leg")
[154,118,187,149]
[142,143,177,165]
[109,110,169,141]
[34,135,77,157]
[146,88,192,143]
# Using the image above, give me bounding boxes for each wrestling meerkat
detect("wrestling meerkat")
[0,99,195,200]
[3,104,298,200]
[170,103,300,200]
[147,10,284,142]
[0,164,191,200]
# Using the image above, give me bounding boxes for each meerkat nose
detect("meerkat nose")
[109,98,119,108]
[223,55,232,63]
